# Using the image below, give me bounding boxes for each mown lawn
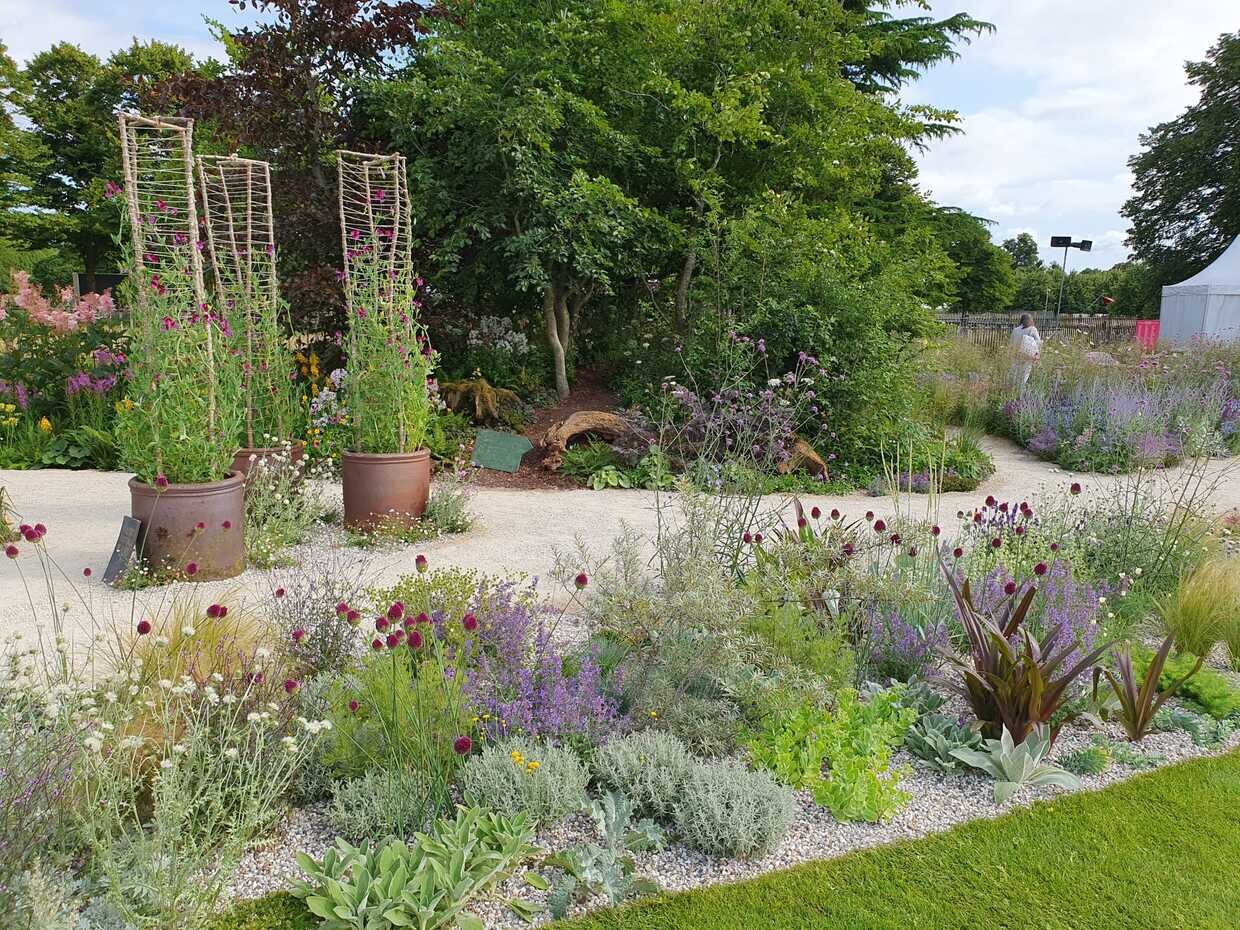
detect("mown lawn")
[217,749,1240,930]
[559,749,1240,930]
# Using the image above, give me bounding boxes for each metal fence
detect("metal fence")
[936,313,1139,350]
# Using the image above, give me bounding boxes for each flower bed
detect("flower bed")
[3,460,1240,929]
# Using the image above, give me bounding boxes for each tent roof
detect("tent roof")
[1162,236,1240,295]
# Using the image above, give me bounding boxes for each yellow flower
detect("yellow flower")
[38,417,52,433]
[648,710,658,719]
[526,760,541,772]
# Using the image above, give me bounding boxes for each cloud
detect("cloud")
[909,1,1236,268]
[0,0,225,65]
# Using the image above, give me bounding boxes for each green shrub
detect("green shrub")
[1139,649,1240,719]
[744,603,855,693]
[1059,745,1111,776]
[748,688,916,823]
[673,761,794,859]
[206,893,315,930]
[372,566,493,621]
[329,769,433,843]
[592,730,695,821]
[461,738,590,826]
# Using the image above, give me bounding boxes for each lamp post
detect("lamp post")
[1049,236,1092,316]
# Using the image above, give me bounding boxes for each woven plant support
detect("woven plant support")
[335,150,418,452]
[335,149,413,307]
[196,154,282,446]
[117,113,217,452]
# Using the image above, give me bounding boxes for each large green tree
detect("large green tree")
[1123,31,1240,291]
[921,208,1014,314]
[161,0,435,334]
[1001,232,1042,270]
[3,40,195,289]
[367,0,978,397]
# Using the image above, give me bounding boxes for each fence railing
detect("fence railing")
[935,313,1140,350]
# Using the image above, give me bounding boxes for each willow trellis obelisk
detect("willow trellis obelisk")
[117,112,216,452]
[196,154,287,448]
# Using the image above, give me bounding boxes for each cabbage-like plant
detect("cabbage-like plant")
[1105,634,1203,741]
[939,554,1112,743]
[951,724,1080,803]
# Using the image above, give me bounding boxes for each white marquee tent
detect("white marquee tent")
[1159,236,1240,344]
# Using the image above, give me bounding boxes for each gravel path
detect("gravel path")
[225,699,1240,926]
[3,436,1238,643]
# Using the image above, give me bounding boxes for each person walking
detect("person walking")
[1009,313,1042,390]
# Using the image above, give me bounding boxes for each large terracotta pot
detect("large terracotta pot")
[230,440,305,478]
[341,449,430,531]
[129,472,246,580]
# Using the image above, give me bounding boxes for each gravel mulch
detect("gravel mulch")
[226,689,1240,926]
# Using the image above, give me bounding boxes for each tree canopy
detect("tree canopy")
[361,0,988,395]
[1124,31,1240,291]
[1,40,195,289]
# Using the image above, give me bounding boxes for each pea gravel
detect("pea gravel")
[226,692,1240,927]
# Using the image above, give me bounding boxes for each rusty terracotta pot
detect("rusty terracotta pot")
[341,449,430,531]
[230,440,305,478]
[128,472,246,580]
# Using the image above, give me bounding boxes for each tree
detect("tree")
[160,0,436,333]
[1001,232,1042,270]
[1124,31,1240,291]
[924,208,1015,314]
[367,0,976,397]
[3,41,195,289]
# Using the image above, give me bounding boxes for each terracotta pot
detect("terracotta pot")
[128,472,246,580]
[231,439,305,477]
[341,449,431,531]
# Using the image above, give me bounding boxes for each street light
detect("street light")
[1049,236,1092,317]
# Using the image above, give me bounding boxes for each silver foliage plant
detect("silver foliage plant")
[951,724,1080,804]
[592,730,695,822]
[672,760,795,859]
[460,738,589,827]
[328,769,433,844]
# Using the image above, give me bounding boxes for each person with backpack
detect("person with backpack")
[1009,313,1042,390]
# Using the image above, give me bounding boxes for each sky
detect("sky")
[1,0,1234,270]
[905,1,1236,269]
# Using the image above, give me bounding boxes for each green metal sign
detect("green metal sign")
[472,429,533,473]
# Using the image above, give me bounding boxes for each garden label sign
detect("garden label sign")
[103,515,142,585]
[473,429,533,473]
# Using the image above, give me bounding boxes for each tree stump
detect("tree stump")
[777,436,829,478]
[541,411,651,471]
[441,376,522,425]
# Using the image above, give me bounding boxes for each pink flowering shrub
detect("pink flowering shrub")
[0,271,127,456]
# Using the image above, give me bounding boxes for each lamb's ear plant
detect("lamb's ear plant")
[293,806,537,930]
[950,724,1080,804]
[1105,634,1203,741]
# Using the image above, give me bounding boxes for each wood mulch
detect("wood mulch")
[468,370,622,490]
